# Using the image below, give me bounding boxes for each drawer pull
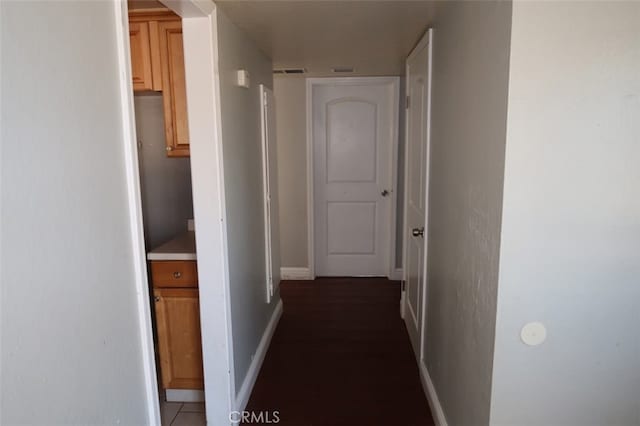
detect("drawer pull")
[173,271,182,279]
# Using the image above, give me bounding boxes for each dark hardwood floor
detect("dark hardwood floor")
[244,277,434,426]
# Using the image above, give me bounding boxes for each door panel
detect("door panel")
[403,31,432,358]
[260,85,281,301]
[326,100,377,182]
[313,79,398,276]
[327,202,377,254]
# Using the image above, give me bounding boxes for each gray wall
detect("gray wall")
[1,1,149,424]
[134,95,193,250]
[215,9,281,393]
[491,2,640,425]
[273,75,405,270]
[425,1,512,425]
[273,77,309,267]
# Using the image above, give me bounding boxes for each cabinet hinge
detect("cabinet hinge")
[401,280,406,292]
[405,96,410,109]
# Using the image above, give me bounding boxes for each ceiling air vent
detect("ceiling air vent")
[332,67,355,73]
[273,68,307,75]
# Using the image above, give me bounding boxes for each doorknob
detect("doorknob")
[381,189,390,197]
[412,227,425,238]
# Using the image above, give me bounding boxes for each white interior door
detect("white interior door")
[260,85,280,302]
[312,78,398,277]
[402,30,432,356]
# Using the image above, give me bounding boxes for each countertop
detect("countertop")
[147,231,196,261]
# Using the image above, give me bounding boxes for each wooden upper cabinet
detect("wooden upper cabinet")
[129,22,154,91]
[129,9,189,156]
[129,21,162,92]
[158,21,190,157]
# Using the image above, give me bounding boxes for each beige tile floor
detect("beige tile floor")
[160,401,205,426]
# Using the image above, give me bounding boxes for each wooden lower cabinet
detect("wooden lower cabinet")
[153,287,204,390]
[150,260,198,288]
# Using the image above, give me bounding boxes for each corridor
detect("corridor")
[245,278,434,425]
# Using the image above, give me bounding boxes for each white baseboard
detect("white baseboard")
[235,299,283,411]
[390,268,404,281]
[419,363,448,426]
[165,389,205,402]
[280,267,313,280]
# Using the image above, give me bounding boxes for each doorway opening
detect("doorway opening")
[122,1,209,424]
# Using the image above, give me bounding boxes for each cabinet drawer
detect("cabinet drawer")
[150,261,197,288]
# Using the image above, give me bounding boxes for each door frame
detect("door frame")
[113,2,160,423]
[306,77,400,279]
[260,84,278,303]
[400,29,433,364]
[116,1,236,424]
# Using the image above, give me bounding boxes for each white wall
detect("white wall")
[425,1,512,424]
[491,2,640,425]
[134,96,193,249]
[273,75,406,271]
[215,9,281,394]
[1,1,150,424]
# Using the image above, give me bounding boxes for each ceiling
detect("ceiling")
[215,1,436,76]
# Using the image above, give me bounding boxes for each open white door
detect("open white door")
[401,30,432,358]
[260,84,281,302]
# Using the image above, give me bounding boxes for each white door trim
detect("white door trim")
[401,29,433,366]
[306,77,400,278]
[260,84,273,302]
[181,8,237,423]
[113,2,160,424]
[260,84,280,302]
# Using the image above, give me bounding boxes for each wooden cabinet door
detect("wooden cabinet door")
[129,22,154,92]
[158,21,190,157]
[154,288,204,389]
[129,22,162,92]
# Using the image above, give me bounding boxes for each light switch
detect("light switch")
[236,70,250,88]
[521,322,547,346]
